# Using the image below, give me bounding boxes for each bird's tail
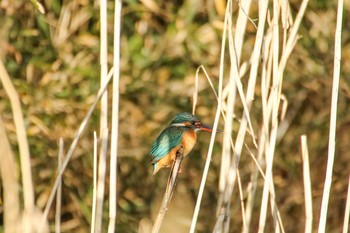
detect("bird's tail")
[152,162,160,175]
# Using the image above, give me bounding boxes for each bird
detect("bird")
[149,112,219,175]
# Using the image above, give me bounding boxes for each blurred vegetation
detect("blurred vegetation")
[0,0,350,232]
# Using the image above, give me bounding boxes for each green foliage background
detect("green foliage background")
[0,0,350,232]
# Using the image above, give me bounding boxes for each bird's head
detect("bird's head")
[170,112,220,132]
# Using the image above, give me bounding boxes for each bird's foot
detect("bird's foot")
[178,165,182,173]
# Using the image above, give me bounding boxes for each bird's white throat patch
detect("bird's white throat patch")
[170,123,186,127]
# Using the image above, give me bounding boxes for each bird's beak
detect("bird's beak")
[198,123,222,133]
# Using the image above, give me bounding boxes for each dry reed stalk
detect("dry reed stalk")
[343,174,350,233]
[189,0,227,229]
[41,67,114,229]
[318,0,343,232]
[0,58,35,232]
[228,0,259,139]
[108,1,122,232]
[55,139,64,233]
[195,1,228,231]
[91,132,98,233]
[193,65,245,232]
[0,116,20,232]
[152,149,185,233]
[227,4,256,148]
[218,0,252,219]
[236,170,247,232]
[243,26,273,233]
[258,0,281,231]
[234,0,251,61]
[95,0,109,230]
[190,107,222,233]
[95,129,109,232]
[300,135,313,233]
[206,0,308,231]
[258,0,308,232]
[216,1,256,231]
[99,0,108,136]
[214,0,268,231]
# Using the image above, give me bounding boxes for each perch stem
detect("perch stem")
[151,147,184,233]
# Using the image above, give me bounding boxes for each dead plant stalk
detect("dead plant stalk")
[152,149,185,233]
[318,0,343,232]
[108,0,122,232]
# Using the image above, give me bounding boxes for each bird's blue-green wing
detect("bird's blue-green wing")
[149,126,183,164]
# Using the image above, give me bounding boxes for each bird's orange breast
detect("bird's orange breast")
[181,129,197,156]
[152,130,197,174]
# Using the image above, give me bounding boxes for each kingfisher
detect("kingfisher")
[149,112,219,175]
